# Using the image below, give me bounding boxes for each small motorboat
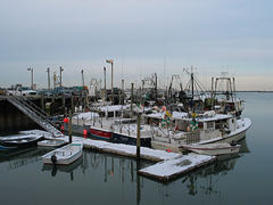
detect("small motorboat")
[38,139,67,147]
[0,134,44,150]
[181,142,241,156]
[42,142,83,165]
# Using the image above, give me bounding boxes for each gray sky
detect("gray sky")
[1,0,273,90]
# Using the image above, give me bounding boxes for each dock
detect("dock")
[138,153,215,182]
[23,129,217,181]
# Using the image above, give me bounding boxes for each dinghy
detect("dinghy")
[42,142,83,165]
[0,134,43,150]
[181,142,241,156]
[38,139,67,147]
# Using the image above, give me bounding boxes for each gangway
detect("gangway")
[7,96,63,137]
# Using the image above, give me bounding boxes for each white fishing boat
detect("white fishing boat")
[38,139,67,147]
[181,143,241,156]
[145,110,252,152]
[42,142,83,165]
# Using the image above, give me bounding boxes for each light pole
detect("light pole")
[27,67,34,89]
[46,67,50,90]
[81,69,85,87]
[59,66,64,87]
[106,59,114,94]
[103,66,107,101]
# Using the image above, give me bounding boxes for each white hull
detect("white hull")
[198,118,252,145]
[42,142,83,165]
[182,143,240,156]
[38,140,66,147]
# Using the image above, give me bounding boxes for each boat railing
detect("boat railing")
[184,130,200,144]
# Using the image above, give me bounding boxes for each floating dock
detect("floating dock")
[138,153,215,182]
[23,129,217,181]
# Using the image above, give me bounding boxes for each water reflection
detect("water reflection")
[176,139,250,196]
[42,157,83,179]
[0,147,49,170]
[0,138,250,204]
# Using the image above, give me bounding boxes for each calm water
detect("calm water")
[0,92,273,205]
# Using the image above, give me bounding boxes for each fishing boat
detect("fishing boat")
[111,123,151,147]
[181,142,241,156]
[89,105,129,140]
[38,139,67,147]
[0,134,44,150]
[42,142,83,165]
[145,110,252,152]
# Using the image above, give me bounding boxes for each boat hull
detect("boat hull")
[89,128,112,141]
[181,144,240,156]
[43,150,82,165]
[112,132,151,147]
[38,140,67,147]
[42,143,83,165]
[0,135,43,149]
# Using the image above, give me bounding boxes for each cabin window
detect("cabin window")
[215,120,225,129]
[207,121,214,129]
[176,120,190,131]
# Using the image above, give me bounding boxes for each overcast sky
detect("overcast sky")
[0,0,272,90]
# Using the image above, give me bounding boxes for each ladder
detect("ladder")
[7,96,63,137]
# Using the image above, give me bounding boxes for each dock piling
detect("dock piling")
[131,83,134,117]
[69,110,72,143]
[136,113,141,159]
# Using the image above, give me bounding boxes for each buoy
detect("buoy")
[166,149,172,152]
[60,125,64,130]
[63,118,69,123]
[83,129,88,138]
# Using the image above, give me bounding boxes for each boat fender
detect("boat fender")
[230,141,237,146]
[51,155,57,164]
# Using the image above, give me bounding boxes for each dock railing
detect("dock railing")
[7,95,62,137]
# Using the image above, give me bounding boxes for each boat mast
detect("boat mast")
[191,67,194,111]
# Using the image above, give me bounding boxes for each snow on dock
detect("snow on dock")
[138,153,215,182]
[76,137,181,162]
[23,129,216,181]
[22,129,180,161]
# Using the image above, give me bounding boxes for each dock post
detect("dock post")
[122,79,125,105]
[71,96,74,114]
[136,113,141,159]
[62,94,66,114]
[41,93,45,111]
[69,110,72,143]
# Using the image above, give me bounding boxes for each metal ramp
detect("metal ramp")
[7,96,63,137]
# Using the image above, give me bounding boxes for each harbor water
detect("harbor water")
[0,92,273,204]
